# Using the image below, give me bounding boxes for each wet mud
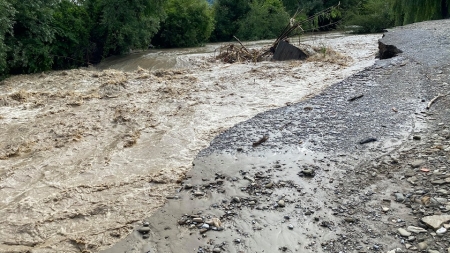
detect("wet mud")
[102,20,450,253]
[0,33,380,252]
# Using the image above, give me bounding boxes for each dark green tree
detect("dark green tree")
[87,0,166,60]
[153,0,214,47]
[51,0,93,69]
[344,0,394,33]
[211,0,250,41]
[236,0,290,41]
[0,0,15,78]
[4,0,57,75]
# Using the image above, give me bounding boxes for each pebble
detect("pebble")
[407,236,416,242]
[234,238,241,244]
[398,228,411,237]
[410,159,425,168]
[413,135,422,140]
[436,227,447,234]
[137,227,151,234]
[428,250,440,253]
[193,217,203,223]
[288,224,294,229]
[213,248,221,253]
[265,182,274,188]
[417,242,428,250]
[394,193,405,202]
[407,226,427,233]
[278,199,286,207]
[193,191,205,196]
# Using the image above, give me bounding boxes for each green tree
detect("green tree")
[51,0,93,69]
[5,0,57,75]
[211,0,250,41]
[87,0,166,60]
[391,0,449,26]
[0,0,15,78]
[236,0,290,41]
[344,0,394,33]
[153,0,214,47]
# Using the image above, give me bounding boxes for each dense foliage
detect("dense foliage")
[0,0,166,78]
[0,0,449,79]
[236,0,290,41]
[152,0,214,47]
[344,0,449,33]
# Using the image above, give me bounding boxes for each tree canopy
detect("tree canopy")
[0,0,449,79]
[152,0,214,47]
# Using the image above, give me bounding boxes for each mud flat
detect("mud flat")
[102,20,450,253]
[0,34,380,252]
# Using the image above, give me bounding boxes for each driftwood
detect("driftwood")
[426,94,444,109]
[348,94,364,102]
[252,135,269,147]
[215,44,271,63]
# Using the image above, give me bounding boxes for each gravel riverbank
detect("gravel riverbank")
[102,20,450,253]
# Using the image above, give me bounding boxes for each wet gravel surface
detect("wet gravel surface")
[102,20,450,253]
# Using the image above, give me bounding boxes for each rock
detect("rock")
[213,248,221,253]
[194,191,205,196]
[407,236,416,242]
[137,227,151,234]
[407,176,417,185]
[448,247,450,253]
[143,221,150,227]
[212,217,222,228]
[234,238,241,244]
[410,159,425,168]
[265,182,274,188]
[428,250,440,253]
[431,180,447,185]
[436,227,447,234]
[232,197,241,203]
[278,199,286,207]
[288,224,294,229]
[422,215,450,229]
[382,207,390,212]
[302,168,315,177]
[398,228,411,237]
[407,226,427,233]
[417,242,428,250]
[395,193,405,202]
[413,136,422,140]
[193,217,203,223]
[201,224,210,229]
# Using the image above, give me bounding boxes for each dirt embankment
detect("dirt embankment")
[101,20,450,253]
[0,34,380,252]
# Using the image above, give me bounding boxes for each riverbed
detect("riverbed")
[0,33,381,252]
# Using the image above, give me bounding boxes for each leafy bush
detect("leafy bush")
[153,0,214,47]
[236,0,290,41]
[211,0,250,41]
[344,0,394,33]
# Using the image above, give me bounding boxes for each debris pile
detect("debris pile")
[215,44,271,63]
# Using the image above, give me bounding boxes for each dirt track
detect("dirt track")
[101,20,450,253]
[0,34,380,252]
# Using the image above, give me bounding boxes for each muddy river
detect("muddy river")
[0,33,381,252]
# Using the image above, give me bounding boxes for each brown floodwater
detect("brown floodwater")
[0,32,381,252]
